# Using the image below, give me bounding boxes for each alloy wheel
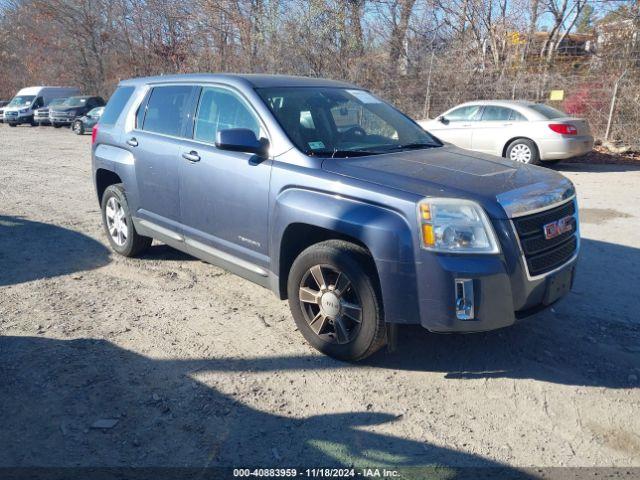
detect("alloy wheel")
[298,264,362,344]
[105,196,129,246]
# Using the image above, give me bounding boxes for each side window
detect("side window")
[143,85,195,137]
[34,97,44,108]
[100,86,135,125]
[510,110,527,121]
[193,87,262,143]
[445,105,481,122]
[481,106,513,121]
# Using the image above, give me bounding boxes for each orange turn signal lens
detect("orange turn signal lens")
[422,224,435,247]
[420,203,431,220]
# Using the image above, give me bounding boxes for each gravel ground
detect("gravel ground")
[1,124,639,471]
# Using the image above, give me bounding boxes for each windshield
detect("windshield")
[64,97,88,108]
[49,98,67,107]
[87,107,103,116]
[530,104,566,119]
[8,95,35,107]
[256,87,441,157]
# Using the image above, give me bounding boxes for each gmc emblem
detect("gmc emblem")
[543,216,573,240]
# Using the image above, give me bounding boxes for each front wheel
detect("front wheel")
[101,184,152,257]
[52,123,61,128]
[287,240,386,361]
[506,138,540,165]
[72,120,85,135]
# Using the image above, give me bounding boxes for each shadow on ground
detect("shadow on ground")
[0,215,110,287]
[0,335,533,477]
[365,238,640,389]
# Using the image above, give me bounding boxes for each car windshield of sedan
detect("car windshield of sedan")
[64,97,88,108]
[8,95,35,107]
[256,87,441,157]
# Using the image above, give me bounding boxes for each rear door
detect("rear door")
[472,106,526,155]
[129,84,197,233]
[428,105,481,149]
[177,85,272,272]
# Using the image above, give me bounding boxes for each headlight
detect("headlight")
[417,198,500,253]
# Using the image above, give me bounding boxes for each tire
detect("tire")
[73,121,85,135]
[8,123,16,127]
[505,138,540,165]
[287,240,386,361]
[53,124,61,128]
[101,184,152,257]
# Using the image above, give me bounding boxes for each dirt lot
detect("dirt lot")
[1,124,639,472]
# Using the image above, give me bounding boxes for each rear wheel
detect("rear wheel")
[101,184,152,257]
[287,240,386,361]
[53,123,61,128]
[506,138,540,165]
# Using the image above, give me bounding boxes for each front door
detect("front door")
[429,104,482,149]
[178,86,272,271]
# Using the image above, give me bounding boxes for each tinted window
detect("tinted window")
[481,106,513,121]
[100,86,135,125]
[445,105,481,121]
[194,87,261,143]
[143,86,195,137]
[530,104,566,119]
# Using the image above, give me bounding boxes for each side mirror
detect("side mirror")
[215,128,269,156]
[438,115,448,124]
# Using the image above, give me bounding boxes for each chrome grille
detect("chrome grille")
[513,200,578,277]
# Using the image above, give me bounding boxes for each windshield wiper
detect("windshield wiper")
[379,142,438,152]
[309,149,379,158]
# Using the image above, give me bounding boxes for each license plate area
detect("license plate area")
[543,267,573,305]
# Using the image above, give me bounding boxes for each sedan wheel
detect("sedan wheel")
[298,265,362,345]
[509,143,532,163]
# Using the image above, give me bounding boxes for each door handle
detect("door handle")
[182,151,200,162]
[126,137,138,147]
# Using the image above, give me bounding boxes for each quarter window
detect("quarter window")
[100,86,135,125]
[194,87,262,143]
[142,85,196,137]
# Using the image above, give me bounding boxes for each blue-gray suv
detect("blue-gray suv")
[92,74,579,360]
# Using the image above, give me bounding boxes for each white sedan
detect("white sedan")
[418,100,594,165]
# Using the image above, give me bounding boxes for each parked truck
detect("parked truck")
[3,86,79,127]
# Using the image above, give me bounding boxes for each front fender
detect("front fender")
[271,188,420,324]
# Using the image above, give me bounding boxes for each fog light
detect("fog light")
[455,279,475,320]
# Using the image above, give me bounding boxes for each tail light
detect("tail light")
[91,124,98,145]
[548,123,577,135]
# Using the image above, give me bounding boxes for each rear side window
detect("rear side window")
[143,85,195,137]
[480,106,513,121]
[100,86,135,125]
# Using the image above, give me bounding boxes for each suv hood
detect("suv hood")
[321,145,574,219]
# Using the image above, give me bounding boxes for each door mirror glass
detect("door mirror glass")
[438,115,448,124]
[215,128,269,156]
